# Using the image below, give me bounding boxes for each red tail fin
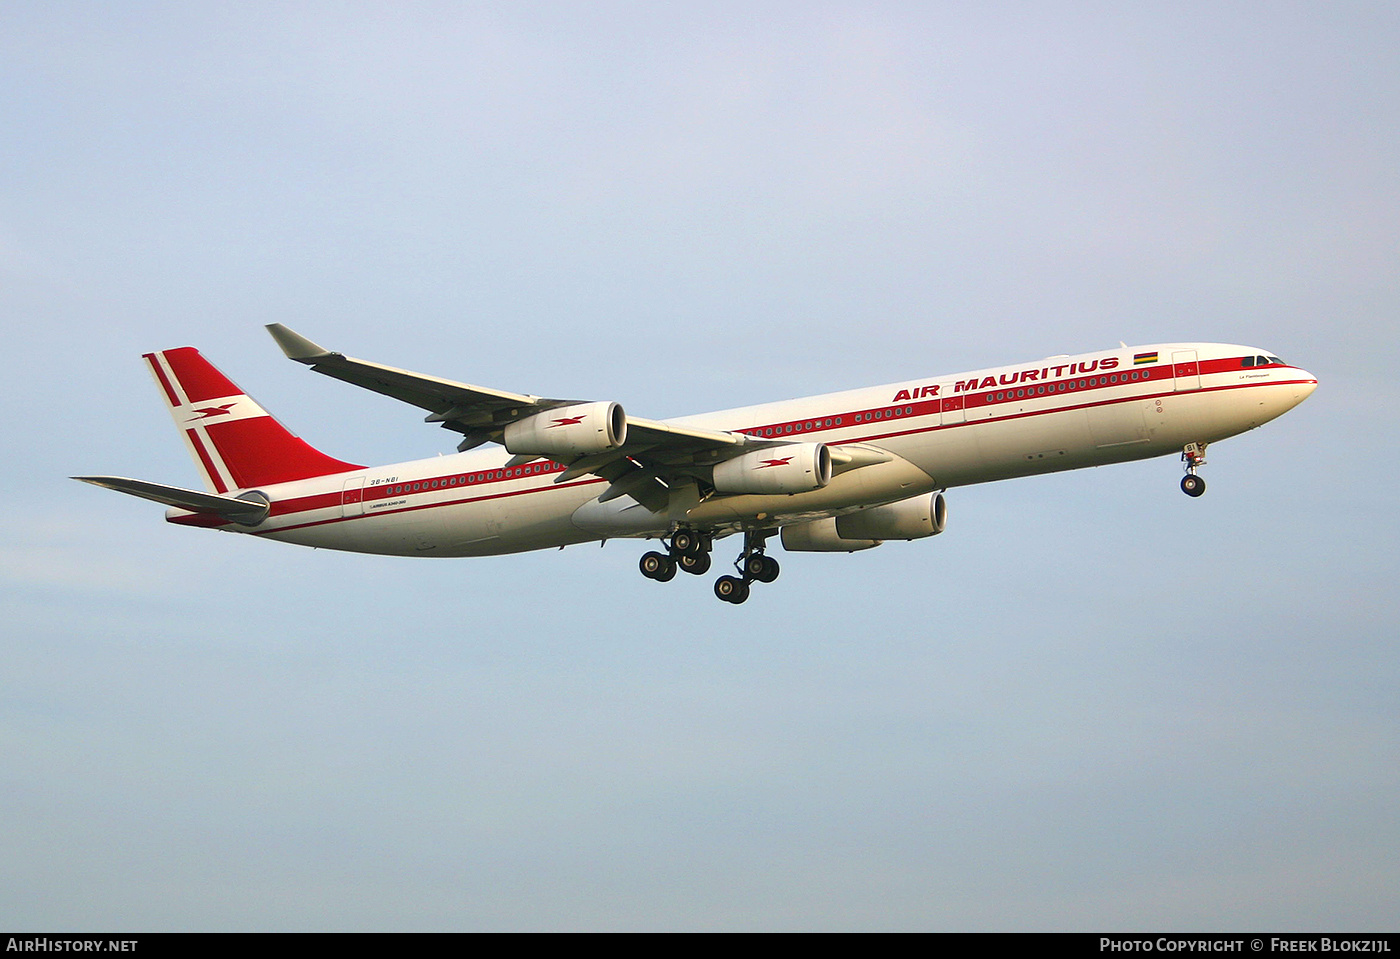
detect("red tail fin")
[144,347,363,492]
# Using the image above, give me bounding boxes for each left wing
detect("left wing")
[267,325,758,510]
[267,324,569,451]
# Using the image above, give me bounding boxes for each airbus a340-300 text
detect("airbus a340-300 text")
[76,326,1316,604]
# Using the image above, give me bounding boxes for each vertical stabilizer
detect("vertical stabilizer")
[144,347,363,492]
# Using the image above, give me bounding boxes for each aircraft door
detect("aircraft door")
[1173,350,1200,392]
[342,476,366,517]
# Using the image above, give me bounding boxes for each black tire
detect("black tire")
[679,552,711,576]
[757,555,780,583]
[714,575,748,603]
[640,551,675,581]
[1181,474,1206,497]
[743,553,768,579]
[671,530,699,556]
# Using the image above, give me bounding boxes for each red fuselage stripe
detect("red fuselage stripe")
[194,359,1311,532]
[256,477,610,535]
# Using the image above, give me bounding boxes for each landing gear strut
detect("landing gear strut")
[714,529,779,605]
[639,527,779,605]
[1181,442,1207,497]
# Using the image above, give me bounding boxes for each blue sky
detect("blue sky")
[2,1,1397,930]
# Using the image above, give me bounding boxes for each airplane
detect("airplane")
[75,327,1317,604]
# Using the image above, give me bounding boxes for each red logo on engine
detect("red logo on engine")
[550,416,586,428]
[757,457,793,469]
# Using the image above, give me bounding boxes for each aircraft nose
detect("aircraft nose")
[1289,368,1319,405]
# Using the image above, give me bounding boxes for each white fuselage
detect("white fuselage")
[174,343,1316,556]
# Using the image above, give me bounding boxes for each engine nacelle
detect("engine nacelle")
[780,517,880,552]
[503,402,627,457]
[836,492,947,541]
[781,493,947,552]
[712,443,832,495]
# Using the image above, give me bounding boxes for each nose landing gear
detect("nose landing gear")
[1181,443,1207,497]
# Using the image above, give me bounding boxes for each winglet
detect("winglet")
[266,324,333,363]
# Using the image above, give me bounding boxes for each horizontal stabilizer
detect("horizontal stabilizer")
[72,476,270,524]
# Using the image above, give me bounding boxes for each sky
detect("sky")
[2,1,1397,931]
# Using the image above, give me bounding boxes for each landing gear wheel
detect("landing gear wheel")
[742,553,780,583]
[640,551,676,582]
[743,554,769,580]
[714,575,750,604]
[671,529,701,557]
[678,552,711,576]
[1180,443,1208,498]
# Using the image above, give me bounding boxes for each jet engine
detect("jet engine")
[836,492,946,540]
[781,492,947,551]
[712,443,832,495]
[503,402,627,457]
[779,518,880,552]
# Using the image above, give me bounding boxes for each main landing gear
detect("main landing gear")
[639,528,779,604]
[639,528,712,584]
[1180,442,1208,497]
[713,530,779,606]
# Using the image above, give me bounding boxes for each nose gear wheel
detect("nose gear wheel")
[1180,443,1208,497]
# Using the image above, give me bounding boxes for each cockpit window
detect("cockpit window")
[1267,356,1284,365]
[1241,356,1255,367]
